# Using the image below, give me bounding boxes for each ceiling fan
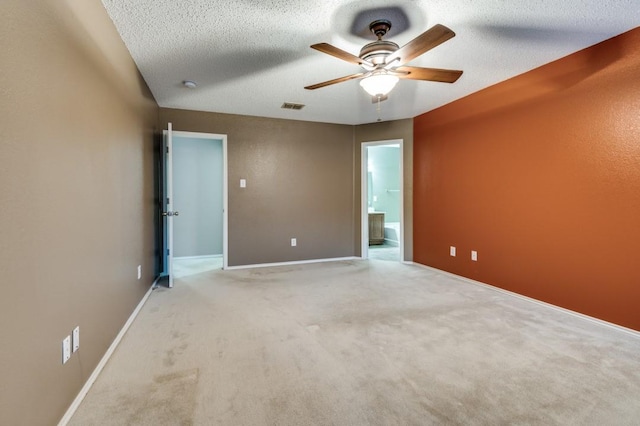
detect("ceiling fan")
[305,20,463,99]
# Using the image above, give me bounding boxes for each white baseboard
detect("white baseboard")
[57,282,156,425]
[409,262,640,339]
[225,256,360,270]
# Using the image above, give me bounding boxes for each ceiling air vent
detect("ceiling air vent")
[281,102,305,110]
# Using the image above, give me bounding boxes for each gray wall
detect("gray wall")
[173,137,223,257]
[161,109,414,264]
[160,108,356,267]
[0,1,158,424]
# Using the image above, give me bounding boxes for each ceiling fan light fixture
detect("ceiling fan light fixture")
[359,72,399,97]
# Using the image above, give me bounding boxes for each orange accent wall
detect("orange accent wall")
[413,27,640,331]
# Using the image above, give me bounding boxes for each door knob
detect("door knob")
[162,211,179,217]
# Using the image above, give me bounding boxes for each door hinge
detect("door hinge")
[166,146,169,154]
[167,197,170,204]
[167,249,170,256]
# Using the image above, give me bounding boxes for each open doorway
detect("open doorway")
[172,134,225,277]
[159,129,228,285]
[361,140,403,261]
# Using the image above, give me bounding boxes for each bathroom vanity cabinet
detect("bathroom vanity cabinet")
[368,212,385,245]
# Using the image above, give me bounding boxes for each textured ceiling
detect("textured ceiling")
[101,0,640,125]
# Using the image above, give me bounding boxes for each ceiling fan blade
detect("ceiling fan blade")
[311,43,372,67]
[396,66,463,83]
[385,24,456,67]
[304,72,367,90]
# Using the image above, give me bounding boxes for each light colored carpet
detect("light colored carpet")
[69,259,640,425]
[172,256,224,278]
[368,243,399,261]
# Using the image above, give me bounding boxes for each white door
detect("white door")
[163,123,177,287]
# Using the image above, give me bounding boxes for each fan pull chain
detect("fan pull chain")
[376,95,382,122]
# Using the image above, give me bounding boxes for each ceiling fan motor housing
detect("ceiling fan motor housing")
[360,19,399,67]
[359,41,399,66]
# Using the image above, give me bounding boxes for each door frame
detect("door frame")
[163,129,229,272]
[361,139,404,261]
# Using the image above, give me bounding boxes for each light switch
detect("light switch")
[450,246,456,257]
[471,251,478,261]
[240,179,246,188]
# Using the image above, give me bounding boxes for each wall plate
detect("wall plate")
[72,326,80,352]
[62,336,71,364]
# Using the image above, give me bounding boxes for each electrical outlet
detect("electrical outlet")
[291,238,297,247]
[62,335,71,364]
[137,265,141,280]
[450,246,456,257]
[471,251,478,261]
[72,326,80,352]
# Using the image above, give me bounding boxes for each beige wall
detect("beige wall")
[0,1,158,425]
[160,108,356,266]
[355,119,414,260]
